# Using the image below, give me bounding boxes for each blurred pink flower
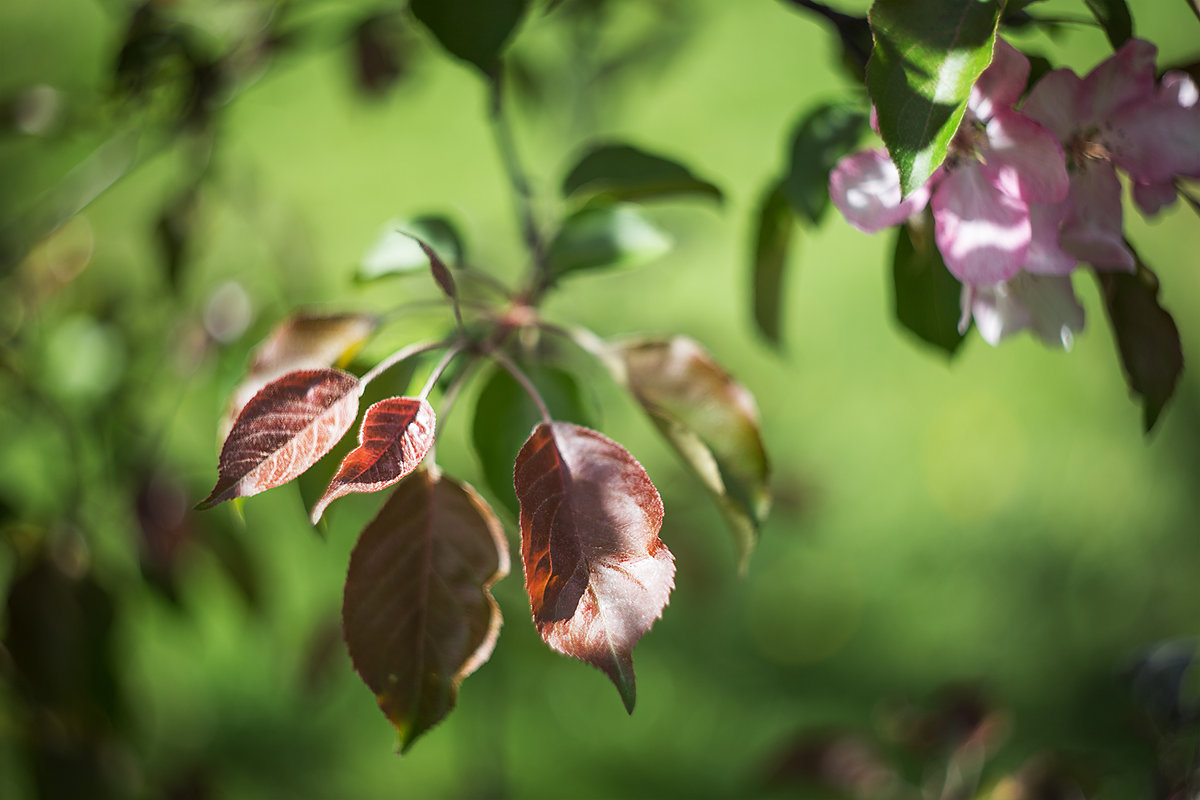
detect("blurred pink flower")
[830,40,1068,286]
[1022,39,1200,269]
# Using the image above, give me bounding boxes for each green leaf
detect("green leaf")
[891,215,966,356]
[866,0,1003,195]
[471,363,597,517]
[547,204,671,280]
[410,0,528,76]
[561,143,723,204]
[614,336,770,574]
[1096,258,1183,433]
[1083,0,1133,49]
[750,181,796,348]
[782,102,867,225]
[359,215,465,281]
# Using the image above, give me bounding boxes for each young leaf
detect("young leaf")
[866,0,1003,195]
[547,204,671,280]
[310,397,436,523]
[359,215,465,281]
[561,143,723,205]
[409,0,528,77]
[199,369,362,509]
[752,181,796,348]
[343,469,509,753]
[891,216,966,356]
[471,363,596,517]
[1096,260,1183,433]
[782,102,867,225]
[1082,0,1133,49]
[226,313,377,429]
[614,336,770,573]
[513,422,674,713]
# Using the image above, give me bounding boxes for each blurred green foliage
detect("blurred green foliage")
[2,0,1200,798]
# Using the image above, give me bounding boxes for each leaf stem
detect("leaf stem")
[487,347,552,424]
[425,355,482,468]
[488,72,549,300]
[418,342,465,401]
[360,339,448,388]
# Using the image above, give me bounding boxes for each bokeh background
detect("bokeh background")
[2,0,1200,798]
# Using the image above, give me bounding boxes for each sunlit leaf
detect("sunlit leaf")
[199,369,362,508]
[358,215,465,281]
[1096,258,1183,433]
[547,204,671,280]
[782,102,867,225]
[867,0,1002,195]
[410,0,529,76]
[614,336,770,573]
[891,215,966,355]
[226,312,378,431]
[310,397,436,523]
[561,143,723,204]
[752,181,796,348]
[343,469,509,752]
[513,422,674,712]
[471,363,596,517]
[1083,0,1132,49]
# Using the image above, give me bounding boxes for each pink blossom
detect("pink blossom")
[829,40,1068,286]
[960,272,1085,349]
[1022,40,1200,267]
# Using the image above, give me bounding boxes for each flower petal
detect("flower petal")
[829,149,931,233]
[1106,97,1200,184]
[1059,161,1135,272]
[932,164,1030,285]
[968,273,1084,349]
[970,39,1030,121]
[1023,201,1076,275]
[1022,68,1087,141]
[1161,71,1199,109]
[1083,38,1157,123]
[980,109,1069,203]
[1132,180,1178,216]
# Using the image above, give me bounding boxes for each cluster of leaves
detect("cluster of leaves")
[761,0,1192,431]
[195,1,770,751]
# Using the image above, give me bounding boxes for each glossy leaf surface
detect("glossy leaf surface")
[310,397,436,523]
[1096,260,1183,432]
[226,313,377,431]
[783,102,866,225]
[892,216,966,356]
[1083,0,1132,49]
[615,336,770,572]
[514,422,674,713]
[547,204,671,280]
[199,369,362,508]
[471,363,596,517]
[343,469,509,752]
[410,0,528,76]
[867,0,1002,195]
[561,143,723,204]
[752,181,795,348]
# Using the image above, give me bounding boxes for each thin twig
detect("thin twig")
[488,73,549,297]
[425,354,481,468]
[418,342,465,401]
[360,339,448,388]
[487,347,552,424]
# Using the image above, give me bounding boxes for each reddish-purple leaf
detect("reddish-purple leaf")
[198,368,362,509]
[223,312,377,434]
[343,469,509,752]
[310,397,436,523]
[416,238,458,302]
[513,422,674,713]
